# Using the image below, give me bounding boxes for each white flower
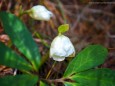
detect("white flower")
[50,35,75,61]
[28,5,53,21]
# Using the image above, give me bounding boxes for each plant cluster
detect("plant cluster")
[0,5,115,86]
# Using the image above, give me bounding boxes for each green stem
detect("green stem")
[46,61,56,79]
[34,32,50,48]
[58,32,62,36]
[18,6,32,18]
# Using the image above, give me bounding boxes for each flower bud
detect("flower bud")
[50,35,75,61]
[28,5,53,21]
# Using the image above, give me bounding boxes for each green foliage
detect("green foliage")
[64,45,108,77]
[69,68,115,86]
[0,12,40,86]
[0,74,38,86]
[64,82,80,86]
[0,42,32,71]
[0,11,114,86]
[0,12,41,71]
[40,81,48,86]
[63,45,115,86]
[58,24,69,34]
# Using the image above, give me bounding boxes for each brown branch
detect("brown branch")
[41,78,65,84]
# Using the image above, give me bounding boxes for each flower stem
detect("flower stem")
[18,10,31,17]
[46,61,56,79]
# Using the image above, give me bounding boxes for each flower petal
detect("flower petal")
[50,35,75,61]
[52,57,65,61]
[29,5,53,21]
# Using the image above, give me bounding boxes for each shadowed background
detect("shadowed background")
[0,0,115,80]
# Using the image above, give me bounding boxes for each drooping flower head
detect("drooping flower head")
[50,24,75,61]
[27,5,53,21]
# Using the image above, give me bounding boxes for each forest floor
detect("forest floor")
[0,0,115,80]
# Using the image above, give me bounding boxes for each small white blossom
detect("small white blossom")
[50,35,75,61]
[28,5,53,21]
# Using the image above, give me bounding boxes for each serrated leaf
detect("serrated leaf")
[0,12,41,71]
[0,42,32,71]
[70,68,115,86]
[58,24,69,34]
[0,74,38,86]
[64,45,108,77]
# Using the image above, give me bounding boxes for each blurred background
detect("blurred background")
[0,0,115,79]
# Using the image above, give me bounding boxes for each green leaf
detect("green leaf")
[0,74,38,86]
[70,68,115,86]
[40,81,48,86]
[64,82,80,86]
[0,12,41,71]
[64,45,108,77]
[0,42,32,71]
[58,24,69,34]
